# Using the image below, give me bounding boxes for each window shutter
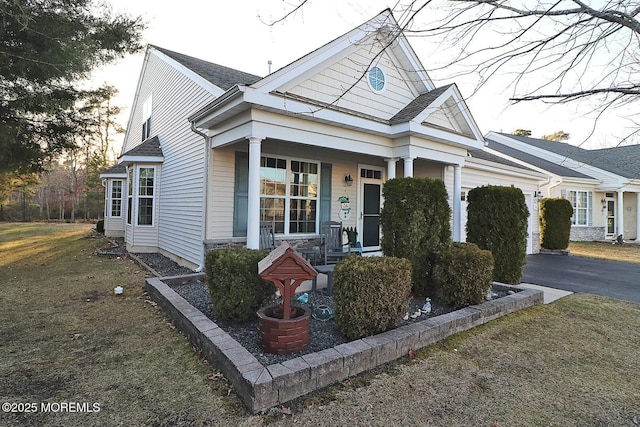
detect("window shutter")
[233,151,249,237]
[561,189,567,199]
[587,191,593,227]
[320,163,332,223]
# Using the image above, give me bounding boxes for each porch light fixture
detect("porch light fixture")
[601,198,607,209]
[534,191,543,198]
[344,174,353,186]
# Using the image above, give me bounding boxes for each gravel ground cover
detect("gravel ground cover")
[128,247,498,366]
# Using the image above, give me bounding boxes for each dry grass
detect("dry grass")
[569,240,640,263]
[1,223,639,426]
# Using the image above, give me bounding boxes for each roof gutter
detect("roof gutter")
[188,85,245,124]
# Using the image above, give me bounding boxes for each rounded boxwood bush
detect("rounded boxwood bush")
[333,256,412,340]
[205,248,275,322]
[433,242,494,309]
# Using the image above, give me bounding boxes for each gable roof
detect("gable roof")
[119,136,164,164]
[468,147,537,172]
[493,132,640,179]
[389,85,452,124]
[485,136,592,179]
[151,45,261,90]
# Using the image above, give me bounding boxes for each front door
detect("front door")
[607,199,616,237]
[359,167,384,251]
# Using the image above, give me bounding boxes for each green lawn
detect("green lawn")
[1,223,639,426]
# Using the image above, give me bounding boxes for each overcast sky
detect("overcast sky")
[90,0,627,153]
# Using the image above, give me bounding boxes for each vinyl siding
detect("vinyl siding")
[287,46,416,120]
[123,52,218,266]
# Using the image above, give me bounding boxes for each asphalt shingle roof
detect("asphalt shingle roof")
[102,163,126,174]
[152,46,262,90]
[389,85,452,125]
[485,137,593,179]
[495,132,640,179]
[122,136,163,158]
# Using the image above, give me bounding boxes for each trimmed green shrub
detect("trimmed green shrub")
[540,198,573,250]
[333,256,412,340]
[96,219,104,233]
[433,242,494,308]
[466,185,529,284]
[380,177,451,295]
[205,248,275,322]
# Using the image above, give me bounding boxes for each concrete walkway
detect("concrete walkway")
[517,283,573,304]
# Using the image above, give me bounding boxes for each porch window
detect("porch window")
[137,167,155,226]
[568,190,589,225]
[260,156,318,234]
[110,180,123,217]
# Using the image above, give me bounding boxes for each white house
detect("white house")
[102,10,546,269]
[485,131,640,241]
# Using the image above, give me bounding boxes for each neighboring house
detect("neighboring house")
[102,9,545,269]
[485,131,640,241]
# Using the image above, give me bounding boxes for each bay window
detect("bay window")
[110,180,123,217]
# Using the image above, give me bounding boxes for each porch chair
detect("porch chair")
[320,220,351,265]
[259,221,276,250]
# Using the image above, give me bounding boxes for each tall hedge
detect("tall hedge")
[205,248,275,322]
[380,177,451,295]
[540,198,573,250]
[466,185,529,284]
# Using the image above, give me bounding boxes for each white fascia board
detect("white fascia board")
[99,172,127,179]
[150,47,225,97]
[406,122,484,150]
[119,155,165,164]
[251,121,395,158]
[392,142,467,165]
[465,157,548,180]
[191,86,245,128]
[486,131,625,183]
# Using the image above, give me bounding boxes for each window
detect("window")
[368,66,386,92]
[568,190,589,225]
[137,167,155,225]
[127,168,133,224]
[260,156,318,234]
[141,95,152,141]
[110,180,123,217]
[360,168,382,179]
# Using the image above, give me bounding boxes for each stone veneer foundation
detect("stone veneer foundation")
[146,274,543,413]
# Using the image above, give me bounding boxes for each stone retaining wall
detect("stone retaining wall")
[146,276,543,413]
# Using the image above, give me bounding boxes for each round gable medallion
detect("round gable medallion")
[368,66,386,93]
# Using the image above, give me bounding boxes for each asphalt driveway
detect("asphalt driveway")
[522,254,640,303]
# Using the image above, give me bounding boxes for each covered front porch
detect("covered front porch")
[202,136,468,253]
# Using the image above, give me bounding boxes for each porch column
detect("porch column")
[403,157,414,178]
[385,158,397,180]
[453,165,462,241]
[617,190,624,238]
[247,137,263,249]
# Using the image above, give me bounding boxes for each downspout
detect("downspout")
[191,121,210,272]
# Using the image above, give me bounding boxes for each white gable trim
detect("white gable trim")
[413,85,484,142]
